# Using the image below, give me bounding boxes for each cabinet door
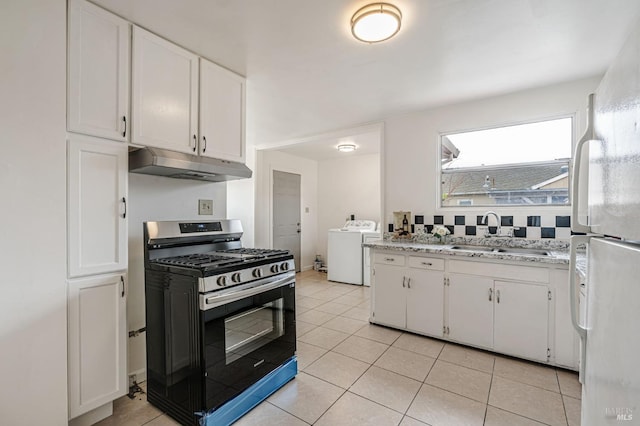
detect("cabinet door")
[68,135,127,277]
[494,281,549,362]
[68,273,127,419]
[406,269,444,337]
[372,264,406,328]
[199,58,245,162]
[132,26,198,153]
[553,268,578,369]
[448,273,494,349]
[68,0,129,141]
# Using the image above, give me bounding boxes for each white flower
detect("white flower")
[431,225,451,237]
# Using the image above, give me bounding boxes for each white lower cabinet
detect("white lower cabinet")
[447,273,494,349]
[373,262,406,328]
[68,273,127,419]
[373,253,444,337]
[371,249,569,367]
[406,268,445,336]
[493,281,549,362]
[447,275,550,361]
[553,268,579,369]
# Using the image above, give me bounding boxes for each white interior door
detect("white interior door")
[273,170,301,272]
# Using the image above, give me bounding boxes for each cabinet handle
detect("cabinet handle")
[421,262,433,266]
[402,277,406,288]
[202,136,207,153]
[192,134,197,152]
[407,278,411,289]
[488,288,493,301]
[496,289,500,304]
[120,276,125,298]
[122,116,127,138]
[122,197,127,219]
[385,257,395,262]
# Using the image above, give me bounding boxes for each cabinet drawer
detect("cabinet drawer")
[374,252,405,266]
[449,259,549,283]
[408,256,444,271]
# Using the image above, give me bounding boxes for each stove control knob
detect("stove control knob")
[231,273,242,283]
[217,276,227,286]
[252,268,263,278]
[270,264,280,273]
[280,262,289,271]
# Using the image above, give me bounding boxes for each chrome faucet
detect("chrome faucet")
[482,211,501,237]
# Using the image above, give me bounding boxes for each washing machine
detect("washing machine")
[327,220,379,285]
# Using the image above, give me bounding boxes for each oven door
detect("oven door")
[200,272,296,411]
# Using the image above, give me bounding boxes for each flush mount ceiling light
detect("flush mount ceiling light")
[351,2,402,43]
[337,143,357,152]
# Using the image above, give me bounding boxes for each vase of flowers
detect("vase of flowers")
[431,225,451,244]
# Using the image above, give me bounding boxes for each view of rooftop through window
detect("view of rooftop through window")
[440,117,573,207]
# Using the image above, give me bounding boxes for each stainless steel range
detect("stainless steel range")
[143,220,297,425]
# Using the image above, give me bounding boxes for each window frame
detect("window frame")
[436,114,576,211]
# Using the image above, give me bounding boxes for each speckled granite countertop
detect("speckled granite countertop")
[364,236,587,269]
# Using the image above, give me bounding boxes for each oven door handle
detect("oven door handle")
[204,272,295,308]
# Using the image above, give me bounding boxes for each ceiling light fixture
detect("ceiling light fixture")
[351,2,402,43]
[337,143,357,152]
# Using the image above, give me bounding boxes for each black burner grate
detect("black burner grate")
[153,254,241,268]
[216,248,290,257]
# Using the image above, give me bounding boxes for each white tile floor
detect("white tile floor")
[97,270,582,426]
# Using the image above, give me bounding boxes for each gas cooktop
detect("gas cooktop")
[150,248,292,275]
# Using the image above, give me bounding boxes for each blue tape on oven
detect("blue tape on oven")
[199,356,298,426]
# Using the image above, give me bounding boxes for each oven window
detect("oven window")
[224,298,285,365]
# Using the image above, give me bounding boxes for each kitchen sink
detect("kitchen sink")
[493,247,551,256]
[449,245,495,252]
[449,245,551,256]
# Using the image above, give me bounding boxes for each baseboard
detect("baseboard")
[68,402,112,426]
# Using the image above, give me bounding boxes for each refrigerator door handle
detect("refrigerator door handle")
[570,235,590,383]
[571,93,595,234]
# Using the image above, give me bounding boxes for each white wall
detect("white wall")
[255,150,318,270]
[317,154,381,261]
[127,174,227,377]
[228,144,256,247]
[383,77,601,227]
[0,0,68,423]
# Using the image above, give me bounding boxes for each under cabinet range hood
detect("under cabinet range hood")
[129,147,252,182]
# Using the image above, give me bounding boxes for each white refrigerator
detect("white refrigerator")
[570,18,640,426]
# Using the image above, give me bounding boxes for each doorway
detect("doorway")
[272,170,301,272]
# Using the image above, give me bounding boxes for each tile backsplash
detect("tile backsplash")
[389,213,579,240]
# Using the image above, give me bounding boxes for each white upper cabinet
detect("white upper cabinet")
[68,134,128,277]
[199,58,246,163]
[132,26,198,154]
[68,0,130,142]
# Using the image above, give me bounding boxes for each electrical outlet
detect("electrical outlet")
[199,199,213,215]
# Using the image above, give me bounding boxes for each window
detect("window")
[440,117,572,207]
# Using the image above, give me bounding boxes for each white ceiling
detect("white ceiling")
[94,0,640,157]
[269,127,382,161]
